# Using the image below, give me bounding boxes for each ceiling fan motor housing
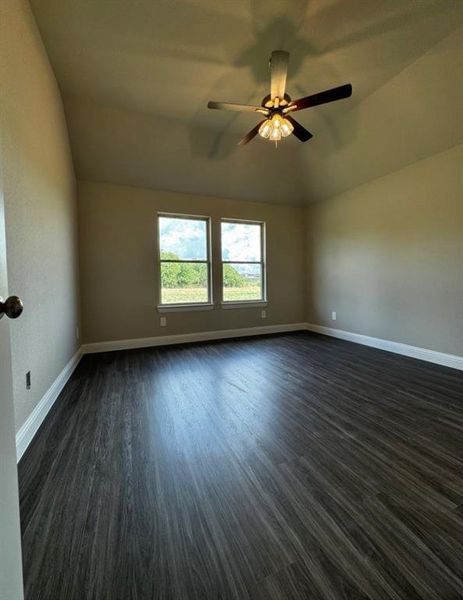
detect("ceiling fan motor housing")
[262,93,291,109]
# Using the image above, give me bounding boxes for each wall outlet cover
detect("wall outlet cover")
[160,316,167,327]
[331,311,337,321]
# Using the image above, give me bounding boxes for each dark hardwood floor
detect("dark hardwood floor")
[19,332,463,599]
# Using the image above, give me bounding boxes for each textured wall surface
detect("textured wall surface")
[78,180,306,343]
[306,143,463,356]
[1,0,80,432]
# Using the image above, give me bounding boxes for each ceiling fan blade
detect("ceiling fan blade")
[270,50,289,100]
[238,120,266,146]
[289,84,352,112]
[207,101,266,113]
[285,116,313,142]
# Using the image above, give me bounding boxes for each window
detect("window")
[158,214,211,305]
[221,220,266,303]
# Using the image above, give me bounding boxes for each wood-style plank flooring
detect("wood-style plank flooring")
[19,332,463,599]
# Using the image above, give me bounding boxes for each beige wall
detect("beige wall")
[0,0,80,432]
[306,143,463,357]
[78,180,306,343]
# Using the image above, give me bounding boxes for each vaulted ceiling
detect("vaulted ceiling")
[30,0,463,204]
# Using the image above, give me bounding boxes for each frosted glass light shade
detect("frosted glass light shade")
[258,113,293,141]
[258,120,272,138]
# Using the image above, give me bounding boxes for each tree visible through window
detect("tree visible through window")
[221,220,265,302]
[158,215,211,305]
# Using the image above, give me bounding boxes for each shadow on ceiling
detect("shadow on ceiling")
[188,0,463,160]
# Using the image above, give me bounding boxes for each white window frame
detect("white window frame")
[157,212,213,310]
[220,218,267,306]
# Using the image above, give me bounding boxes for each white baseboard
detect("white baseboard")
[16,348,83,462]
[81,323,307,354]
[13,323,299,461]
[16,322,460,462]
[305,323,463,371]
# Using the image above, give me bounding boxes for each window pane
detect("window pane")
[221,222,261,262]
[223,263,263,302]
[161,262,209,304]
[159,217,207,261]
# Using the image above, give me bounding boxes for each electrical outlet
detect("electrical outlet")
[160,316,167,327]
[26,371,31,390]
[331,311,337,321]
[261,309,266,319]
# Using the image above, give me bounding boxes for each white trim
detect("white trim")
[220,218,267,305]
[15,348,83,462]
[221,301,267,310]
[14,324,462,462]
[305,323,463,371]
[81,323,306,354]
[157,213,213,307]
[157,303,215,313]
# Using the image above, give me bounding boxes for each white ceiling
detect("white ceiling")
[30,0,463,204]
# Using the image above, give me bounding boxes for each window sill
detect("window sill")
[157,303,215,313]
[221,301,267,310]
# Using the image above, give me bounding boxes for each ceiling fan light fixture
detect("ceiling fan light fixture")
[269,127,282,141]
[207,50,352,146]
[258,120,272,139]
[280,118,294,138]
[259,113,293,141]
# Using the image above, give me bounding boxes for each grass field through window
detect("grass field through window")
[161,286,262,304]
[222,285,262,302]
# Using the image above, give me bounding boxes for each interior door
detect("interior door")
[0,165,24,598]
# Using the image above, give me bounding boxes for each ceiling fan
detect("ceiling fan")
[207,50,352,146]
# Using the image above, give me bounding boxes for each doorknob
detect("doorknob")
[0,296,24,320]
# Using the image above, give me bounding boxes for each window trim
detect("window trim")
[157,212,213,308]
[220,218,267,305]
